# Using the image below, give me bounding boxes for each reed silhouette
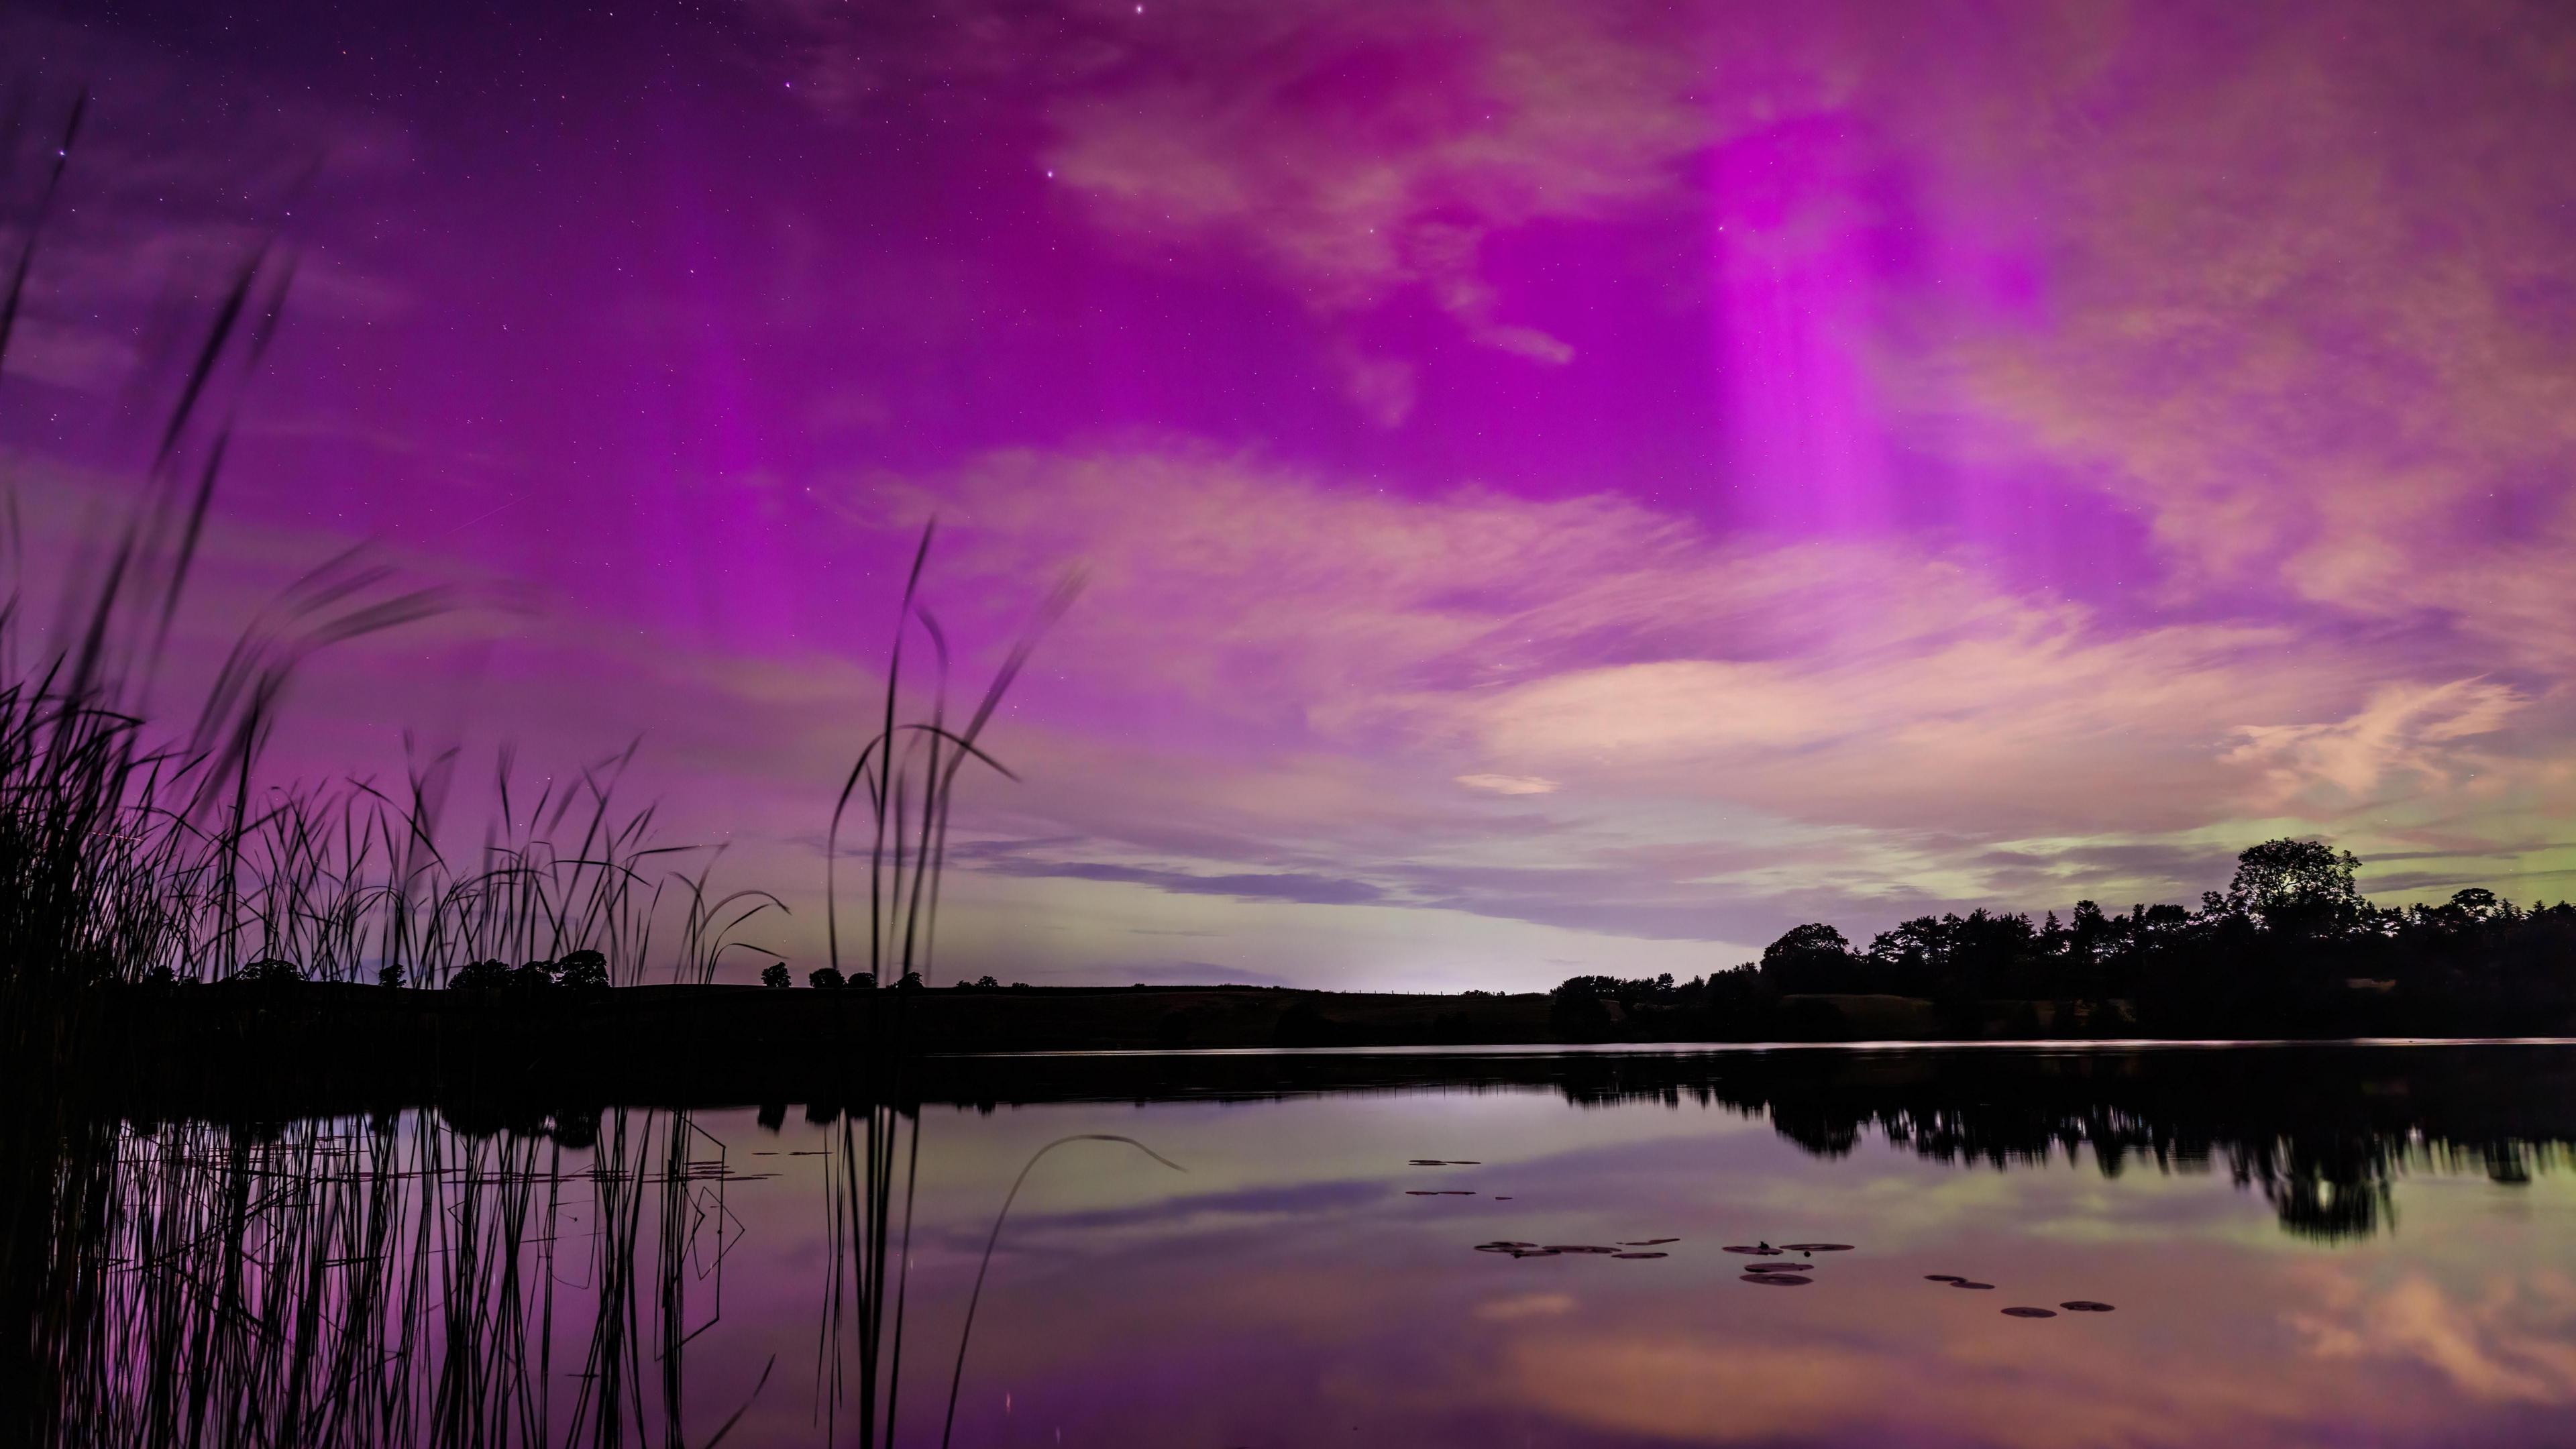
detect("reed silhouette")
[2,83,1112,1446]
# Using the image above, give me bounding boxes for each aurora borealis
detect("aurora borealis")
[7,0,2574,987]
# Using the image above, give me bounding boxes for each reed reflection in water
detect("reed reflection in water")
[37,1107,769,1448]
[22,1043,2576,1448]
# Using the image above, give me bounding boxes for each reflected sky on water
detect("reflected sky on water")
[52,1044,2576,1446]
[689,1048,2576,1447]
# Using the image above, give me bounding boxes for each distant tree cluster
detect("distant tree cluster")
[445,950,613,991]
[1553,840,2576,1038]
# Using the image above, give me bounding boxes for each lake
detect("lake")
[30,1042,2576,1446]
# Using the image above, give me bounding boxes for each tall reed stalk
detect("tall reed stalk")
[6,83,1150,1448]
[817,526,1077,1448]
[0,85,776,1442]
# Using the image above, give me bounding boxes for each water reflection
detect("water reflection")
[30,1110,752,1446]
[19,1044,2576,1446]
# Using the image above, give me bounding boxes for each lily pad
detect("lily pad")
[1612,1251,1669,1259]
[1780,1242,1854,1252]
[1745,1263,1814,1274]
[1545,1245,1620,1254]
[1947,1281,1996,1290]
[1741,1273,1811,1286]
[2002,1307,2058,1318]
[1619,1238,1680,1246]
[1924,1275,1966,1283]
[2060,1301,2116,1313]
[1509,1248,1560,1258]
[1722,1246,1785,1255]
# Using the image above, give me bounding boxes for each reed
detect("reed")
[815,523,1080,1449]
[5,81,1160,1448]
[0,85,783,1445]
[29,1106,756,1447]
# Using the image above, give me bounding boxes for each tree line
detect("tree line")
[1552,839,2576,1038]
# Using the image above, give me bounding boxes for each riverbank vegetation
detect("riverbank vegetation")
[1551,839,2576,1042]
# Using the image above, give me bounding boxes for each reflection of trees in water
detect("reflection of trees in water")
[2241,1141,2396,1242]
[867,1043,2576,1246]
[23,1108,751,1448]
[1536,1050,2575,1244]
[13,1046,2570,1442]
[841,1044,2576,1252]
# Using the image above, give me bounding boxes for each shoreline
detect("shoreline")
[39,979,2576,1120]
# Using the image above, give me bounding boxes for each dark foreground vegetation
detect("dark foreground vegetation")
[38,837,2576,1124]
[2,85,1067,1443]
[62,835,2576,1123]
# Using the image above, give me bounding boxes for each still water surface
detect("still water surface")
[60,1044,2576,1446]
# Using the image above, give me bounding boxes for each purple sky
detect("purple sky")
[7,0,2575,987]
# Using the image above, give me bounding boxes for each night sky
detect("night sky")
[7,0,2574,987]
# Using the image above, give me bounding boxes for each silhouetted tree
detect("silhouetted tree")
[556,950,610,990]
[1574,839,2576,1040]
[2229,839,2365,932]
[1761,923,1855,993]
[761,962,792,988]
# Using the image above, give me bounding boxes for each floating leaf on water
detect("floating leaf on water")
[1493,1195,1513,1200]
[1619,1238,1680,1246]
[2060,1301,2116,1313]
[1741,1273,1811,1286]
[1545,1245,1621,1254]
[1612,1251,1669,1259]
[2002,1306,2058,1318]
[1947,1281,1996,1290]
[1744,1263,1812,1274]
[1722,1246,1784,1255]
[1509,1248,1560,1258]
[1781,1242,1854,1252]
[1409,1159,1446,1166]
[1925,1275,1966,1283]
[1472,1244,1520,1254]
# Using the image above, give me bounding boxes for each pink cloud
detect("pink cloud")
[1898,3,2576,652]
[1040,0,1704,373]
[841,445,2576,953]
